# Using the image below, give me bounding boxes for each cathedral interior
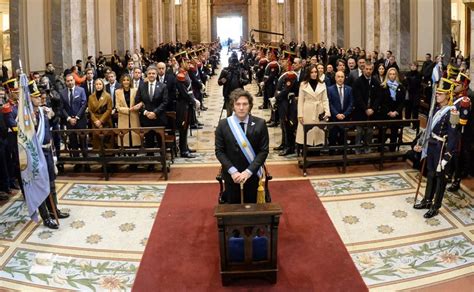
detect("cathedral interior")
[0,0,473,291]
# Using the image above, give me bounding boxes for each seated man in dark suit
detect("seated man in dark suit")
[61,74,89,172]
[135,65,169,170]
[215,89,269,204]
[328,71,354,147]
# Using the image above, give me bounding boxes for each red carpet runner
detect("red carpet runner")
[133,180,367,291]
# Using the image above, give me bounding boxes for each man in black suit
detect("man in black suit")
[328,71,354,147]
[132,67,144,89]
[215,89,269,204]
[156,62,177,112]
[106,71,121,127]
[81,68,95,100]
[135,65,169,170]
[352,63,379,153]
[61,74,89,171]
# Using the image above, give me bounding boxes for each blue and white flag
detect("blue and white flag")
[17,73,50,222]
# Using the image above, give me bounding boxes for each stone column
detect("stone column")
[319,0,326,44]
[365,0,380,52]
[199,0,210,42]
[259,0,271,43]
[10,0,25,71]
[283,0,296,42]
[81,0,96,58]
[248,0,259,42]
[296,0,313,43]
[132,0,140,50]
[463,0,474,87]
[378,0,413,70]
[162,0,176,43]
[322,0,343,47]
[146,0,160,49]
[187,0,200,43]
[440,0,452,65]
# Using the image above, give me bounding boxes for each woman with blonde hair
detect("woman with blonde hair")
[375,67,406,151]
[115,74,141,147]
[295,64,330,148]
[88,78,113,149]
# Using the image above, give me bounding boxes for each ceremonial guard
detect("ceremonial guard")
[414,79,461,218]
[31,91,69,229]
[260,60,280,110]
[447,73,472,191]
[275,71,299,156]
[175,69,199,158]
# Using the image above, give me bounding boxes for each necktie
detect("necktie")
[111,85,115,106]
[89,81,93,94]
[240,122,245,133]
[69,88,74,106]
[149,83,154,100]
[135,80,138,88]
[338,86,344,107]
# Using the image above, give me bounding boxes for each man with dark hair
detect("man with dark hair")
[61,74,89,172]
[135,65,169,171]
[215,89,269,204]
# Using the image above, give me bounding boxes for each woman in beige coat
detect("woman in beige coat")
[115,75,142,147]
[295,63,330,146]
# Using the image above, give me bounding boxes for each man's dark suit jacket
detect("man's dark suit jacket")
[215,115,269,203]
[60,86,88,129]
[328,84,354,121]
[352,75,379,121]
[135,81,169,126]
[159,73,177,112]
[81,79,96,100]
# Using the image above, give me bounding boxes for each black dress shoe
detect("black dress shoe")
[0,193,9,201]
[197,122,204,126]
[414,201,432,209]
[258,104,269,110]
[181,151,196,158]
[50,210,70,219]
[267,122,279,128]
[423,208,439,218]
[279,148,295,156]
[43,218,59,229]
[187,148,196,153]
[200,107,208,111]
[447,180,461,192]
[273,145,285,151]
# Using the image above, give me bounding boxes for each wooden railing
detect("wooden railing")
[299,119,420,175]
[53,127,169,180]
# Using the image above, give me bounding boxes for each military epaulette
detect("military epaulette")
[1,103,12,114]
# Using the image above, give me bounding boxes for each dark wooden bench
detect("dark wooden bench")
[299,119,420,176]
[53,127,169,180]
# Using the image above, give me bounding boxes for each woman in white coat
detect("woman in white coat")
[295,63,331,146]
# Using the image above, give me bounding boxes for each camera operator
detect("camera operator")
[218,54,249,117]
[43,62,65,91]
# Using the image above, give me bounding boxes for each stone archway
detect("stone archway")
[211,0,249,42]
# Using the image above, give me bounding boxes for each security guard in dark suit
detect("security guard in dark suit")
[414,78,460,218]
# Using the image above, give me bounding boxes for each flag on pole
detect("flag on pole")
[17,73,50,222]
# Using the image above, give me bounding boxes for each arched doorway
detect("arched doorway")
[211,0,248,43]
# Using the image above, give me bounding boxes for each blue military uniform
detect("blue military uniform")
[414,78,461,218]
